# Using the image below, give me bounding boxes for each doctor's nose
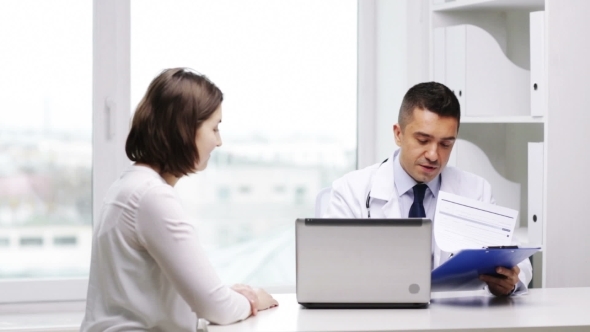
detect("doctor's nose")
[424,144,438,162]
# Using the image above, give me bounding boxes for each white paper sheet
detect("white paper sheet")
[434,191,518,253]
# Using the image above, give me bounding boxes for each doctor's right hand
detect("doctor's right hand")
[479,265,521,296]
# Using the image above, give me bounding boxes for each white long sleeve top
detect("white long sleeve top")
[81,165,250,332]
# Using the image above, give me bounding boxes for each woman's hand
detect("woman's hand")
[231,284,259,316]
[255,288,279,311]
[231,284,279,316]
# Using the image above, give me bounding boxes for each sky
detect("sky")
[131,0,357,146]
[0,0,92,134]
[0,0,358,283]
[0,0,357,149]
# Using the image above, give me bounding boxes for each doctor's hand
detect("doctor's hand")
[479,265,521,297]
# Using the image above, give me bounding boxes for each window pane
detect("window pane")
[0,0,92,279]
[131,0,357,287]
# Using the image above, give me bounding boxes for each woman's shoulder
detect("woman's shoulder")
[111,166,175,205]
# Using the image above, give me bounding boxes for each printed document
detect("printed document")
[434,191,518,252]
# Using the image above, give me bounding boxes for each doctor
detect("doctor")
[325,82,532,296]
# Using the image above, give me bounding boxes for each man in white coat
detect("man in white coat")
[325,82,532,296]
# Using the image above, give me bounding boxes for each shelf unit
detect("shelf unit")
[432,0,544,12]
[429,0,590,290]
[460,116,544,124]
[429,0,546,287]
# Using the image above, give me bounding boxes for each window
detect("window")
[238,186,252,195]
[131,0,357,288]
[274,185,286,194]
[19,237,44,247]
[217,186,231,202]
[0,0,92,281]
[54,236,77,246]
[1,0,365,304]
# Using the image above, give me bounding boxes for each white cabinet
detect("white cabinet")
[429,0,590,289]
[434,24,530,117]
[529,10,546,117]
[429,0,546,286]
[542,0,590,288]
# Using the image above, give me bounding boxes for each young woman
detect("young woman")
[81,68,278,331]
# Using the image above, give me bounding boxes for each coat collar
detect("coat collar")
[370,149,457,203]
[368,150,397,202]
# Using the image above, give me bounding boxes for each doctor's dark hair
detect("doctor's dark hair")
[125,67,223,177]
[398,82,460,130]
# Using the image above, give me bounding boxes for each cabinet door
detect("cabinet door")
[445,25,467,108]
[433,27,446,84]
[435,24,530,117]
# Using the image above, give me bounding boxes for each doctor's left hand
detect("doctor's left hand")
[479,265,520,297]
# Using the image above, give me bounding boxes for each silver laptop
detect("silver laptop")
[296,218,432,308]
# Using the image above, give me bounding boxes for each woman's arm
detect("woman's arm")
[135,186,251,325]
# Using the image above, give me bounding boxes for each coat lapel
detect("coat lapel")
[368,151,402,219]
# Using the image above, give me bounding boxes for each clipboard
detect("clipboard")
[431,246,541,292]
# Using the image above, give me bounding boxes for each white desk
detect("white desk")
[208,288,590,332]
[1,288,589,331]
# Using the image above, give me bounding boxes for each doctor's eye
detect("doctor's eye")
[440,141,454,149]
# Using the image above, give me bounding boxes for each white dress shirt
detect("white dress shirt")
[81,165,250,332]
[392,154,441,220]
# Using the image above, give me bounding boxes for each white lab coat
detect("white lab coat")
[325,150,532,294]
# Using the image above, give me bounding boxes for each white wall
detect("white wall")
[373,0,406,163]
[357,0,430,168]
[544,0,590,287]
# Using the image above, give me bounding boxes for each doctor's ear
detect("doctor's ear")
[393,124,402,145]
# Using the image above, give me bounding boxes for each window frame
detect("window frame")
[0,0,130,304]
[0,0,389,304]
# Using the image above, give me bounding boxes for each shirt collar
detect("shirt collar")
[393,153,441,198]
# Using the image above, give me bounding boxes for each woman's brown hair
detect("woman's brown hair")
[125,68,223,177]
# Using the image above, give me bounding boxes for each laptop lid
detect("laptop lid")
[296,218,432,308]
